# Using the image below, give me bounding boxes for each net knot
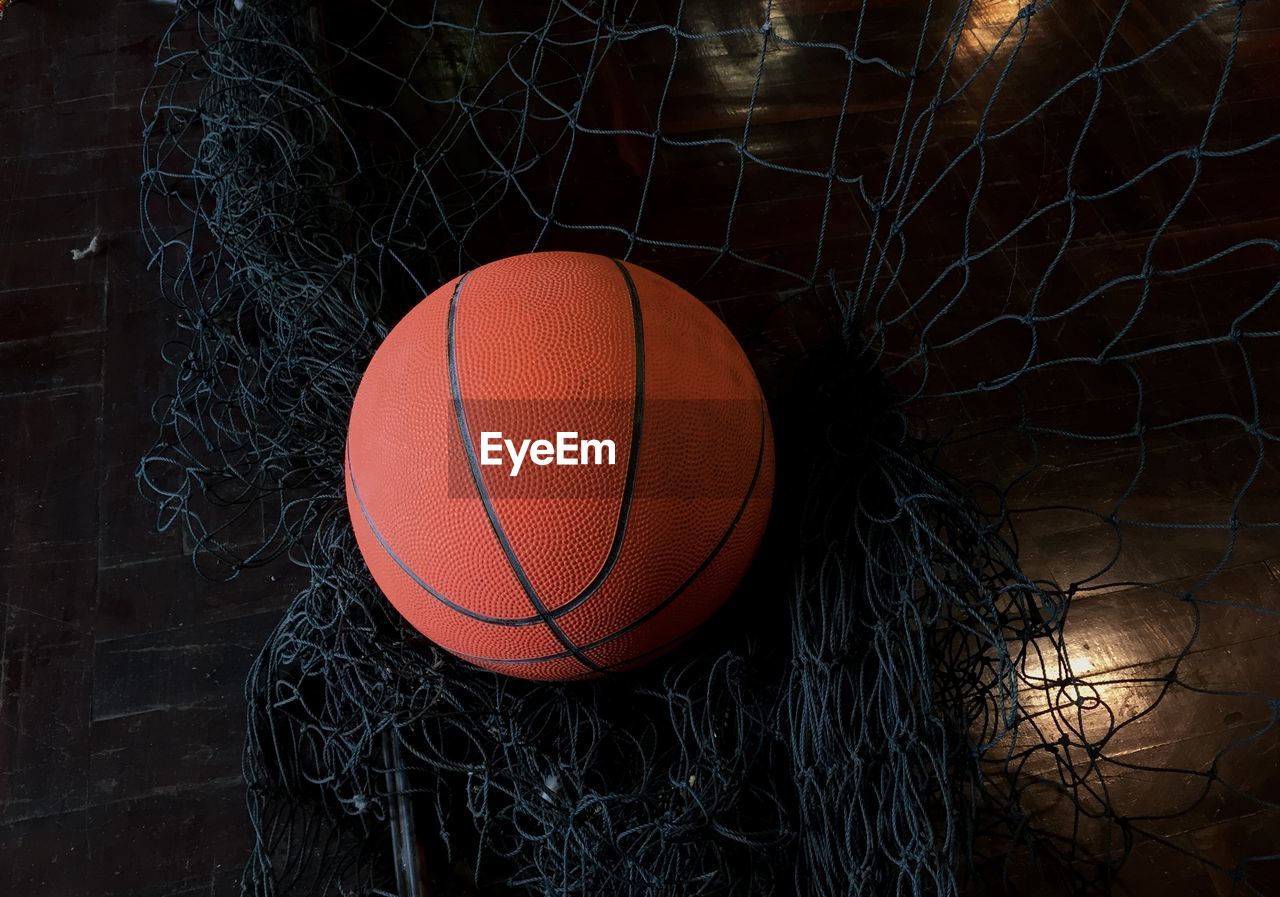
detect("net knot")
[759,19,772,34]
[1016,2,1038,20]
[1089,65,1104,80]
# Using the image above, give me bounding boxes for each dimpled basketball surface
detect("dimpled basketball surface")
[345,251,774,680]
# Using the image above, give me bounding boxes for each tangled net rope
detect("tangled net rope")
[139,1,1279,895]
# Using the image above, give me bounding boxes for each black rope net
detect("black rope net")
[138,1,1279,895]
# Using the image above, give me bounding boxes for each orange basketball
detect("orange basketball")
[345,251,774,680]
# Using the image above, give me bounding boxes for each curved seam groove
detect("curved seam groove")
[448,270,603,672]
[534,258,647,620]
[346,443,543,626]
[462,396,769,665]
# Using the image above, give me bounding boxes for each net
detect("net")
[138,1,1280,895]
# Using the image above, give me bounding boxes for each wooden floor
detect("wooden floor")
[1,0,1277,895]
[0,2,304,894]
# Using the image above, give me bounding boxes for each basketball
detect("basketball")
[345,251,774,680]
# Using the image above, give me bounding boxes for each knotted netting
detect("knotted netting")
[138,1,1279,895]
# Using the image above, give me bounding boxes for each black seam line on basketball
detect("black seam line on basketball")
[452,396,769,667]
[447,271,603,673]
[346,263,641,632]
[528,257,647,621]
[452,628,692,673]
[345,444,546,627]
